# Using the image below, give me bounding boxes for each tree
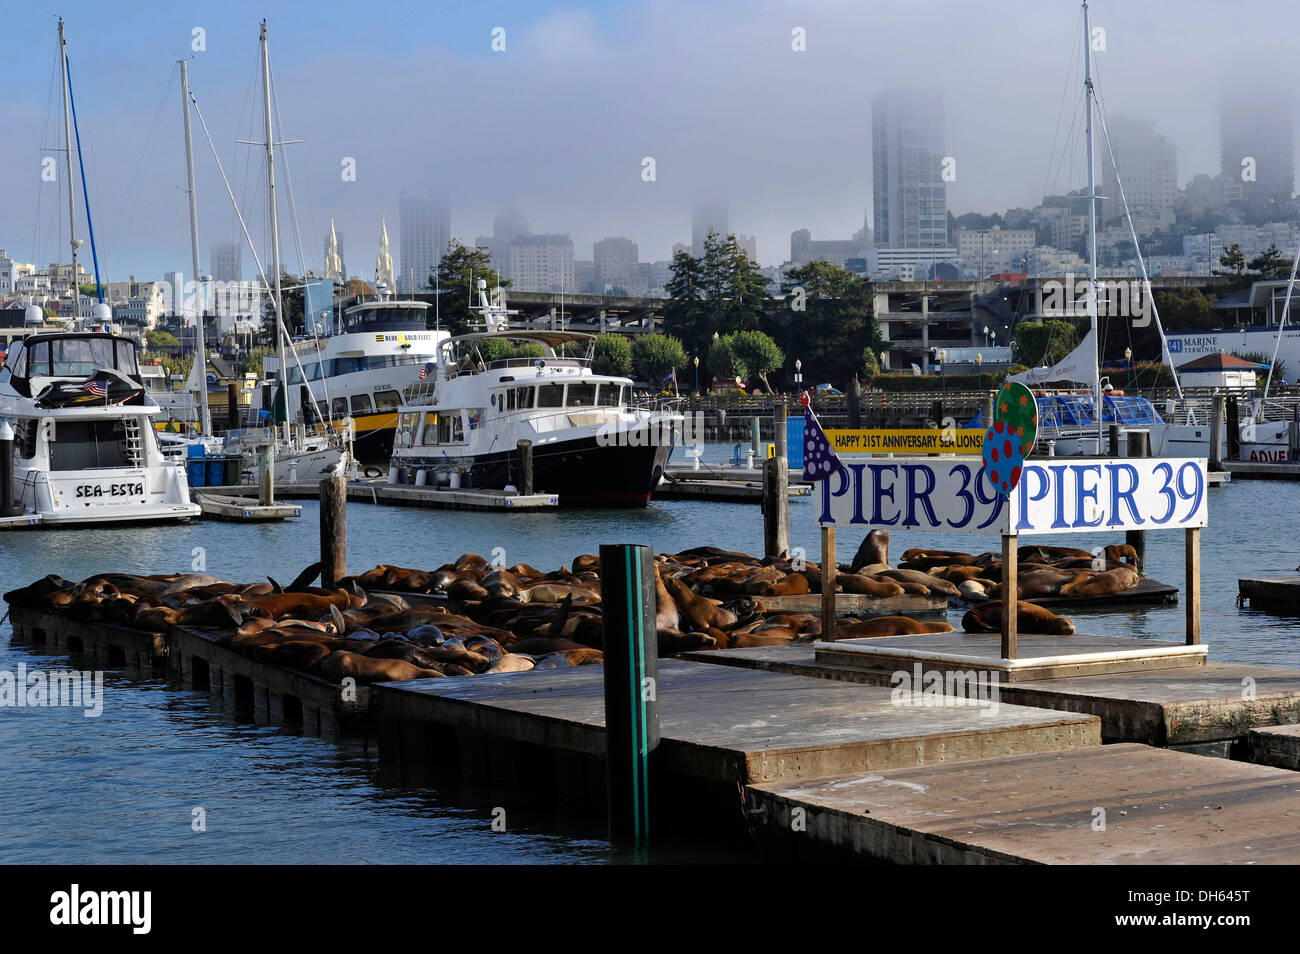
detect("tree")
[434,240,509,330]
[706,335,745,383]
[1014,319,1081,367]
[262,272,305,336]
[1153,288,1214,331]
[773,260,882,389]
[1248,245,1290,280]
[630,334,687,383]
[861,347,881,382]
[728,330,784,393]
[343,278,375,298]
[592,334,633,376]
[664,230,769,358]
[1217,243,1246,277]
[146,329,179,349]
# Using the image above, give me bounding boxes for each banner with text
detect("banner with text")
[816,457,1208,535]
[825,428,986,455]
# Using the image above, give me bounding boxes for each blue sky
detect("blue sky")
[2,1,1297,284]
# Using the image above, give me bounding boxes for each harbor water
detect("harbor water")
[2,457,1299,863]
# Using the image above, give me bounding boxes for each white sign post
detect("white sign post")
[815,457,1208,656]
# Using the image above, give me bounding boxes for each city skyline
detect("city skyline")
[1,1,1298,284]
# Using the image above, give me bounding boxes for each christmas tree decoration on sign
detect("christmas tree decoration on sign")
[982,381,1038,497]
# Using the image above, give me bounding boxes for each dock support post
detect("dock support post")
[599,543,659,848]
[1185,527,1201,645]
[0,420,22,517]
[1001,533,1018,659]
[1126,431,1149,571]
[820,526,837,641]
[1209,394,1225,471]
[258,444,274,505]
[227,382,240,431]
[320,475,347,590]
[763,405,790,558]
[516,439,533,495]
[1226,395,1240,462]
[1108,424,1120,456]
[750,416,761,460]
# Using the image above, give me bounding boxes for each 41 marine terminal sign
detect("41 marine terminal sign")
[816,457,1208,535]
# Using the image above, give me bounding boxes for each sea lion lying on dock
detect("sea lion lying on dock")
[962,600,1075,635]
[833,616,956,639]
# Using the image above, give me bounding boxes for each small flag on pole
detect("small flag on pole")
[800,391,841,481]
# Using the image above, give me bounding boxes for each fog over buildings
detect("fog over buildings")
[1,0,1298,284]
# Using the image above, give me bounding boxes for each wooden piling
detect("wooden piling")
[1226,395,1240,461]
[258,444,274,506]
[517,439,534,495]
[1126,430,1149,570]
[1185,527,1201,646]
[227,382,240,431]
[1108,424,1120,456]
[320,475,347,591]
[820,527,837,642]
[1001,533,1018,659]
[1209,394,1225,471]
[762,404,790,559]
[599,543,660,846]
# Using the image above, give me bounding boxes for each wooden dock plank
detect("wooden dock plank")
[1244,723,1300,770]
[371,659,1101,784]
[677,645,1300,745]
[747,743,1300,864]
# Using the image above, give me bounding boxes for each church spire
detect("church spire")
[323,218,344,282]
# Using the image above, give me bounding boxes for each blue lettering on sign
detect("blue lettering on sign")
[1016,465,1052,531]
[1048,464,1071,529]
[818,465,850,524]
[1105,462,1142,527]
[902,463,938,528]
[869,463,900,525]
[949,463,975,528]
[846,462,868,523]
[1070,464,1104,528]
[1168,338,1183,353]
[1151,462,1177,524]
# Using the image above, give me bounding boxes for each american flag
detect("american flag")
[800,391,841,481]
[83,380,107,398]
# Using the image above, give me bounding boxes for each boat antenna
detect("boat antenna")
[180,57,212,435]
[57,19,82,315]
[1082,0,1102,446]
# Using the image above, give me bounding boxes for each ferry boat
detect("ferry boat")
[389,329,681,506]
[0,331,200,524]
[265,298,449,463]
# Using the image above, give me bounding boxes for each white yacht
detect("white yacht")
[264,299,449,464]
[0,331,200,524]
[390,329,682,506]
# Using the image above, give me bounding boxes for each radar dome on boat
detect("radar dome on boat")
[477,279,487,290]
[92,302,112,323]
[24,304,44,325]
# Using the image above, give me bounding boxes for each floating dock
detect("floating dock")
[0,513,41,531]
[1224,460,1300,479]
[654,477,810,503]
[756,592,947,618]
[1025,576,1179,608]
[676,645,1300,746]
[747,743,1300,864]
[200,479,559,511]
[1238,575,1300,609]
[194,493,302,521]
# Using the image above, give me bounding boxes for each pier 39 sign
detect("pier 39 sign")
[816,457,1208,535]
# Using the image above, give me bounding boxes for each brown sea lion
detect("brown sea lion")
[849,529,890,573]
[657,630,716,655]
[962,600,1075,635]
[487,653,536,673]
[878,569,960,598]
[746,572,811,596]
[833,616,956,639]
[1059,564,1141,598]
[661,576,737,631]
[316,651,445,684]
[836,574,906,597]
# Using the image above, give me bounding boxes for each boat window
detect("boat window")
[597,384,622,407]
[514,386,535,409]
[335,357,364,375]
[438,411,465,443]
[374,390,402,412]
[49,419,131,470]
[396,412,420,448]
[421,414,440,445]
[538,384,564,408]
[351,393,373,414]
[332,397,348,419]
[566,383,596,407]
[114,340,139,377]
[9,346,27,379]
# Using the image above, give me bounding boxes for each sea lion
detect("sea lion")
[571,554,601,574]
[836,574,906,598]
[446,577,490,601]
[657,630,716,655]
[316,651,445,684]
[487,653,536,673]
[849,529,890,573]
[1059,565,1141,598]
[661,576,737,631]
[898,549,977,572]
[833,616,956,639]
[958,579,990,602]
[962,600,1075,635]
[746,572,811,596]
[878,569,960,598]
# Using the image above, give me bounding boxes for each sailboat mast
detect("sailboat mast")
[1083,1,1102,446]
[180,59,211,436]
[58,19,81,317]
[261,20,289,443]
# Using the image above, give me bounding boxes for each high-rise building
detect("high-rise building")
[872,90,948,249]
[508,234,575,293]
[593,237,639,293]
[789,229,867,267]
[210,241,241,283]
[574,260,596,294]
[374,217,396,293]
[1101,114,1177,224]
[475,209,530,275]
[398,192,451,293]
[1220,88,1295,203]
[691,201,728,257]
[323,219,345,283]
